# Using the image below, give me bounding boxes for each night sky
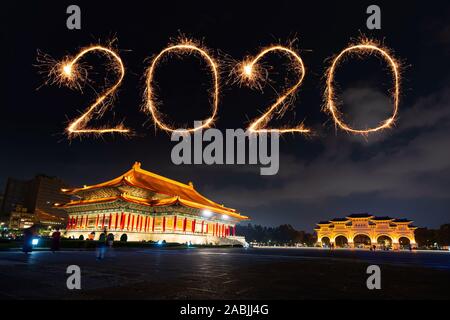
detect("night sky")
[1,0,449,231]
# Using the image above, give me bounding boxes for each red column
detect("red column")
[131,215,135,231]
[173,216,177,231]
[101,214,105,229]
[137,216,140,231]
[152,217,155,232]
[85,215,88,228]
[126,214,130,230]
[121,213,125,230]
[108,214,112,229]
[95,215,99,229]
[114,213,118,230]
[233,225,236,236]
[192,219,196,233]
[183,218,187,232]
[144,216,148,232]
[74,216,78,229]
[216,223,219,237]
[139,216,143,232]
[162,216,166,232]
[201,221,204,234]
[206,223,209,234]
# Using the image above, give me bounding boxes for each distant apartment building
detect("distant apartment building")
[1,175,71,229]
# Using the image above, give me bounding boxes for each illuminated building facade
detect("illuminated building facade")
[58,162,249,245]
[315,214,417,249]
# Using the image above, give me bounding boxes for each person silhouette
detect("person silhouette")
[51,228,61,252]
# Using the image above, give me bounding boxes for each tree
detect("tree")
[236,223,316,245]
[437,224,450,246]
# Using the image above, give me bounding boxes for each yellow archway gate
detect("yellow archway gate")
[315,214,417,249]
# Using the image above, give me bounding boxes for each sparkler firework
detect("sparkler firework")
[144,39,220,133]
[37,36,402,139]
[325,39,401,135]
[41,45,130,138]
[236,45,310,134]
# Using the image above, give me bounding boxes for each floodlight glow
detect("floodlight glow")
[202,210,212,217]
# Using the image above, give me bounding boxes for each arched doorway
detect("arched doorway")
[334,235,348,248]
[354,234,371,248]
[321,237,331,247]
[399,237,411,249]
[377,235,392,250]
[120,234,128,242]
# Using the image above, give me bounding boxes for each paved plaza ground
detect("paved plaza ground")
[0,247,449,299]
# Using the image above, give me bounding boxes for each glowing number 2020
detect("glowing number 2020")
[42,38,400,138]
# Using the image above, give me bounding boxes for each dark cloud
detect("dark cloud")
[206,87,450,229]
